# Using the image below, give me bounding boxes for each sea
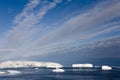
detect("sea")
[0,67,120,80]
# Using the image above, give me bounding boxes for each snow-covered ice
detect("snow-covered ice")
[72,63,93,68]
[52,68,65,72]
[102,65,112,70]
[0,61,63,68]
[0,71,6,75]
[0,70,21,75]
[7,70,21,74]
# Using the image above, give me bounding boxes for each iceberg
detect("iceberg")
[0,61,63,68]
[72,63,93,68]
[102,65,112,70]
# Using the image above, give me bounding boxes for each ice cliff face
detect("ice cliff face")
[0,61,63,68]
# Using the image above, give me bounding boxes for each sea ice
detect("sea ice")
[102,65,112,70]
[7,70,21,74]
[0,61,63,68]
[52,68,65,72]
[0,71,6,75]
[72,63,93,68]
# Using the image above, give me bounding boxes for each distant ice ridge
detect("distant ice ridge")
[72,63,93,68]
[0,61,63,68]
[102,65,112,70]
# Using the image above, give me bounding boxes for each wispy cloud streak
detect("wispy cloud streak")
[1,0,62,49]
[30,0,120,49]
[16,0,120,58]
[0,0,120,61]
[0,0,62,60]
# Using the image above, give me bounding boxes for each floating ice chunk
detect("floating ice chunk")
[0,71,6,74]
[7,70,21,74]
[52,68,65,72]
[35,68,39,70]
[72,63,93,68]
[102,65,112,70]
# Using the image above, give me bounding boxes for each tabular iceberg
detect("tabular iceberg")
[0,61,63,68]
[72,63,93,68]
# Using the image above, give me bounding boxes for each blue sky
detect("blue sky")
[0,0,120,66]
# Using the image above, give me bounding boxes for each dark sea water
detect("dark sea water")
[0,67,120,80]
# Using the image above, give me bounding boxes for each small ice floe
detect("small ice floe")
[35,67,39,70]
[0,71,6,75]
[52,68,65,72]
[102,65,112,70]
[72,63,93,68]
[7,70,21,74]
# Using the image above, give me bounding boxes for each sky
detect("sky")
[0,0,120,66]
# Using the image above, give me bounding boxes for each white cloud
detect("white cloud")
[0,0,62,60]
[0,0,120,60]
[30,0,120,49]
[0,49,16,52]
[17,0,120,56]
[1,0,62,49]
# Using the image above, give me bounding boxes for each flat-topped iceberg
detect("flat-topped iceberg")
[102,65,112,70]
[72,63,93,68]
[0,61,63,68]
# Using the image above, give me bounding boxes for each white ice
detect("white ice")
[72,63,93,68]
[0,61,63,68]
[7,70,21,74]
[52,68,65,72]
[102,65,112,70]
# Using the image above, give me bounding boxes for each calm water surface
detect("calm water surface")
[0,67,120,80]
